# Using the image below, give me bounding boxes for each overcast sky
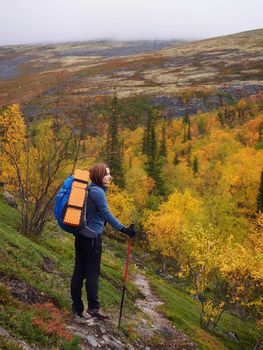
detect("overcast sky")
[1,0,262,46]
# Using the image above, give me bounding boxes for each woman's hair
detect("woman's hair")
[89,163,108,186]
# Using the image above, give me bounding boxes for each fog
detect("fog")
[0,0,262,45]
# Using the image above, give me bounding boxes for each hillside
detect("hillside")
[0,40,182,108]
[0,196,260,350]
[0,29,262,118]
[0,28,262,350]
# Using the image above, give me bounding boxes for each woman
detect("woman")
[71,163,136,320]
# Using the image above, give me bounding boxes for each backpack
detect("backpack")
[54,170,89,234]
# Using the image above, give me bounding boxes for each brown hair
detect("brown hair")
[89,163,108,186]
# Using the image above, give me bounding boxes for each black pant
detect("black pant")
[71,234,102,314]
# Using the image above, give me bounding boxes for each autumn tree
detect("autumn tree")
[218,233,263,337]
[217,97,255,128]
[143,190,226,331]
[179,224,226,332]
[0,104,27,192]
[125,163,155,213]
[143,189,204,267]
[105,182,136,239]
[0,104,80,237]
[143,179,263,333]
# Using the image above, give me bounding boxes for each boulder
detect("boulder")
[3,190,17,208]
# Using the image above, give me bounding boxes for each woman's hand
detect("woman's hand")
[121,224,136,238]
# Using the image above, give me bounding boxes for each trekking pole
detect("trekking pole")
[118,236,133,330]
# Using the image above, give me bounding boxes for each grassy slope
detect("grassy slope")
[0,198,139,349]
[148,275,258,350]
[105,239,260,350]
[111,241,259,350]
[0,197,259,349]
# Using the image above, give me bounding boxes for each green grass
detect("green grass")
[148,274,259,350]
[0,197,20,230]
[0,197,259,349]
[0,199,140,348]
[0,336,25,350]
[109,239,260,350]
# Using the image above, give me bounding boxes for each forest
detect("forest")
[0,85,262,349]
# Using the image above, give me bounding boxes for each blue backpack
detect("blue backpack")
[54,175,87,234]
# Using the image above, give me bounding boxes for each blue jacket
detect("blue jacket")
[86,181,125,235]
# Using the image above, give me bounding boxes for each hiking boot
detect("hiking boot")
[82,311,92,320]
[71,311,84,322]
[72,311,92,323]
[72,311,83,318]
[87,308,111,320]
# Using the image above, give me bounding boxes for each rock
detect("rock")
[127,345,135,350]
[99,325,106,334]
[18,339,39,350]
[165,274,173,280]
[106,340,124,350]
[0,326,39,350]
[0,326,10,337]
[159,325,172,337]
[74,331,88,340]
[151,83,263,119]
[3,190,17,208]
[102,335,124,349]
[87,335,99,347]
[86,319,96,326]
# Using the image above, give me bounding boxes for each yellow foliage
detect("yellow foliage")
[0,104,27,191]
[202,300,225,324]
[232,113,263,146]
[224,148,263,215]
[143,189,204,257]
[125,164,155,211]
[195,129,240,163]
[0,104,26,144]
[106,182,136,225]
[217,235,263,312]
[178,224,223,294]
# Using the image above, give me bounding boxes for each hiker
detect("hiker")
[71,163,136,320]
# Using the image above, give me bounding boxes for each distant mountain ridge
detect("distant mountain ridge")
[0,29,262,112]
[0,40,184,80]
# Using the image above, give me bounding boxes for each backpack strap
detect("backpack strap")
[87,186,99,211]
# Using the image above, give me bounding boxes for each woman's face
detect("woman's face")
[102,167,112,186]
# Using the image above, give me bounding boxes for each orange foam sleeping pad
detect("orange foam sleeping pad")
[63,169,89,227]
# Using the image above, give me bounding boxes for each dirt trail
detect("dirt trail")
[64,272,197,349]
[133,272,196,350]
